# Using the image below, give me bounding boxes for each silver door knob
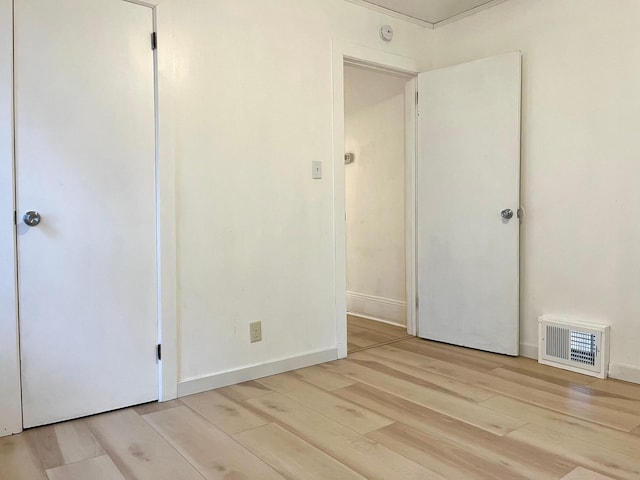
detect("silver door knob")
[501,208,513,220]
[23,211,42,227]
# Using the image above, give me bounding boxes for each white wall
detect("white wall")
[344,65,407,325]
[433,0,640,379]
[159,0,431,387]
[0,0,22,435]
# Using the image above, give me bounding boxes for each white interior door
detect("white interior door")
[16,0,158,427]
[417,52,521,355]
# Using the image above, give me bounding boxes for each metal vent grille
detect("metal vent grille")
[546,325,570,360]
[571,331,596,366]
[538,316,609,378]
[545,326,597,366]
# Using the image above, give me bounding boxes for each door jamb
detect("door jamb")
[331,42,420,358]
[127,0,179,402]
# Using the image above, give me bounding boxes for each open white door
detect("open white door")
[16,0,158,427]
[417,52,521,356]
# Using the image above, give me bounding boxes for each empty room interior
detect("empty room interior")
[1,0,640,479]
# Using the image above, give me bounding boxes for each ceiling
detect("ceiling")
[352,0,502,25]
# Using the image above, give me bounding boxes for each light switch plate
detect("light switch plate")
[312,161,322,179]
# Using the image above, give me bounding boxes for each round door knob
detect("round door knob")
[501,208,514,220]
[23,211,42,227]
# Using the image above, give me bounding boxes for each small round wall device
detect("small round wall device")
[380,25,393,42]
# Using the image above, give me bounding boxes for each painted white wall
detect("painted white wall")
[0,0,22,436]
[344,65,407,325]
[158,0,431,384]
[433,0,640,377]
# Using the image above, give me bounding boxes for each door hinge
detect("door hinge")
[415,91,419,105]
[13,210,17,225]
[151,32,157,50]
[416,296,419,309]
[156,343,162,361]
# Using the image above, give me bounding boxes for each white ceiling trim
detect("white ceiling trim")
[345,0,509,29]
[345,0,435,29]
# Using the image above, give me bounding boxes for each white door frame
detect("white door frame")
[331,42,420,358]
[0,0,178,436]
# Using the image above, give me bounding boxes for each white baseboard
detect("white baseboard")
[519,342,538,360]
[608,363,640,385]
[346,291,406,326]
[177,348,338,397]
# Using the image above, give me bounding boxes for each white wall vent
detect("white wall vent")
[538,315,610,378]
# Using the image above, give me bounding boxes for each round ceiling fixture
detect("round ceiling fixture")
[380,25,394,42]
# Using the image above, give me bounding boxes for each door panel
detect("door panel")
[16,0,158,427]
[417,52,521,355]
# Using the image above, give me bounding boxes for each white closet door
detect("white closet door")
[417,52,521,355]
[16,0,158,427]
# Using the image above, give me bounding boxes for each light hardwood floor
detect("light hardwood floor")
[2,337,640,479]
[347,315,411,353]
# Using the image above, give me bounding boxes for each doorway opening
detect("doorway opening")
[343,63,415,354]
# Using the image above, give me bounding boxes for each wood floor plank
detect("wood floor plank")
[347,324,368,335]
[25,419,105,470]
[180,389,269,435]
[632,425,640,436]
[507,423,640,480]
[356,344,437,366]
[422,360,640,431]
[46,455,125,480]
[234,423,366,480]
[246,392,445,480]
[393,339,505,371]
[347,316,407,337]
[491,367,640,415]
[216,380,272,402]
[351,351,496,402]
[368,422,530,480]
[291,365,356,391]
[133,400,183,416]
[481,395,640,460]
[589,378,640,401]
[498,363,596,387]
[326,359,525,435]
[333,382,575,479]
[348,330,393,349]
[87,409,205,480]
[561,467,617,479]
[256,373,394,434]
[144,406,284,479]
[0,434,47,480]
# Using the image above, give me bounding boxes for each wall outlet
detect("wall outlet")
[249,321,262,343]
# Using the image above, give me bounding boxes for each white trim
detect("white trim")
[404,77,417,336]
[153,2,178,402]
[519,342,538,360]
[332,41,420,360]
[177,348,338,397]
[343,0,434,29]
[433,0,509,29]
[608,363,640,385]
[0,0,22,437]
[346,291,406,326]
